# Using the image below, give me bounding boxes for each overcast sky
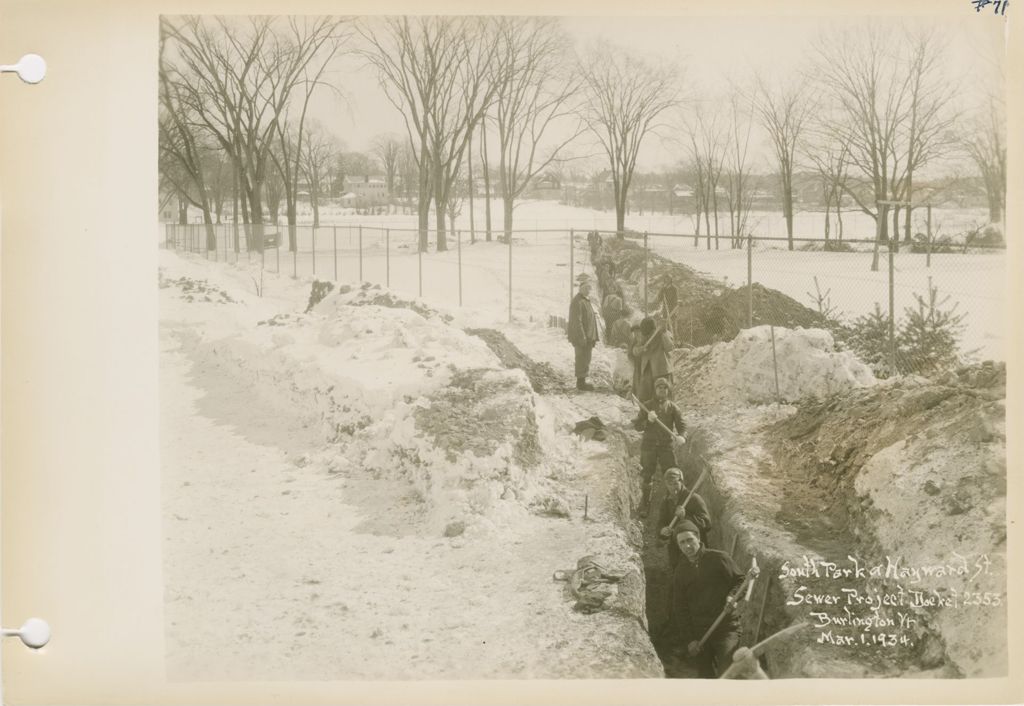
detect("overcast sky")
[305,14,1003,174]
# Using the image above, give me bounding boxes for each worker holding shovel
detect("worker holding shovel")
[632,377,686,517]
[657,468,711,569]
[669,521,757,678]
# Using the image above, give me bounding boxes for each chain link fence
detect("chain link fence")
[164,221,1005,372]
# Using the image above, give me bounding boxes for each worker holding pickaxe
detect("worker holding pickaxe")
[658,467,711,569]
[669,521,759,678]
[630,316,675,403]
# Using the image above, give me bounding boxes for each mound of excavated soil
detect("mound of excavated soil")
[590,236,830,347]
[673,326,876,408]
[765,361,1006,677]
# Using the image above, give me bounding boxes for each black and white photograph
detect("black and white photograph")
[1,1,1019,702]
[155,11,1010,682]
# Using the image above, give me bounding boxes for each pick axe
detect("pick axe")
[663,461,711,535]
[718,621,810,680]
[691,557,760,655]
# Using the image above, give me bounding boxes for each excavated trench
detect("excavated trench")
[580,232,1007,679]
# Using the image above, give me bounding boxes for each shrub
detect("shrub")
[896,282,969,375]
[846,284,970,377]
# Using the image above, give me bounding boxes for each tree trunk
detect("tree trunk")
[468,128,476,244]
[481,124,492,242]
[232,168,240,252]
[417,144,431,252]
[503,196,514,241]
[823,186,831,243]
[287,201,298,252]
[891,204,900,254]
[433,158,448,252]
[312,188,320,228]
[783,178,794,251]
[712,193,720,250]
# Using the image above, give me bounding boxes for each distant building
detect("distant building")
[344,175,387,201]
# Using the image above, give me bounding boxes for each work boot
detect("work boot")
[577,378,595,392]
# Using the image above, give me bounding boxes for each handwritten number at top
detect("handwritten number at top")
[972,0,1009,14]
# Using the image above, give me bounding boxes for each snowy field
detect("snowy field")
[165,199,1006,361]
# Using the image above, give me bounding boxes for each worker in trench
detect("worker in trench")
[630,315,674,403]
[667,521,746,678]
[632,376,686,516]
[657,468,711,568]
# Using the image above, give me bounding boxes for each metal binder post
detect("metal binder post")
[2,618,51,649]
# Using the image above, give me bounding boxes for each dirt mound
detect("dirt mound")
[414,367,542,470]
[590,236,828,347]
[466,328,572,394]
[159,271,237,304]
[765,361,1006,676]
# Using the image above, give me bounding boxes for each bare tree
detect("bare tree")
[361,17,496,251]
[888,29,960,247]
[162,16,348,252]
[578,40,679,234]
[725,95,756,248]
[479,115,494,240]
[753,74,815,250]
[269,17,350,251]
[962,95,1006,224]
[803,126,851,242]
[491,17,584,240]
[159,26,218,245]
[300,122,339,227]
[372,133,403,198]
[813,24,915,269]
[685,103,726,248]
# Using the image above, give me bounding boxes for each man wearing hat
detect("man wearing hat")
[669,521,745,678]
[657,468,711,569]
[632,376,686,515]
[568,273,600,391]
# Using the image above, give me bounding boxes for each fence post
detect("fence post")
[643,231,649,312]
[926,204,932,268]
[569,228,575,310]
[457,229,463,307]
[747,233,753,328]
[888,238,896,377]
[359,225,363,282]
[312,226,317,277]
[386,228,390,288]
[770,325,781,403]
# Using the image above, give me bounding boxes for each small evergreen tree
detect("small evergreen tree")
[897,282,967,374]
[848,304,894,376]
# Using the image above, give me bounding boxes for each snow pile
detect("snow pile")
[165,265,558,527]
[678,326,876,407]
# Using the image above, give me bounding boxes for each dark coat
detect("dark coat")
[568,292,599,348]
[659,490,712,564]
[633,399,686,448]
[670,547,745,641]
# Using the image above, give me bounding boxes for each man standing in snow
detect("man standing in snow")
[669,520,745,678]
[633,377,686,515]
[568,273,600,391]
[658,468,711,569]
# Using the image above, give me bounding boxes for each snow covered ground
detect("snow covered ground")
[171,198,1006,362]
[159,249,660,680]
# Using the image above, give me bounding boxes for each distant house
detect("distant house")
[339,192,358,207]
[345,175,387,201]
